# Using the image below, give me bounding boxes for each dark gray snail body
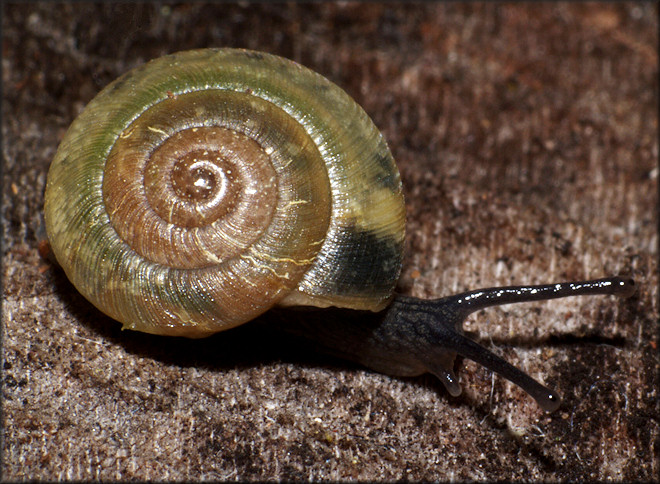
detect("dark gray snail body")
[44,48,635,412]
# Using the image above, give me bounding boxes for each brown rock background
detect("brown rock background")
[2,2,657,481]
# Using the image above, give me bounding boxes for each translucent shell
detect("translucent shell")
[44,48,406,337]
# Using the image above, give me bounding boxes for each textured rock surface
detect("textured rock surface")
[3,3,657,481]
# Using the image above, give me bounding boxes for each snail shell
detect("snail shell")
[44,48,406,338]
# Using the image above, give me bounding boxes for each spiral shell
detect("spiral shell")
[44,48,406,337]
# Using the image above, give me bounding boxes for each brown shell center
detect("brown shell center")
[143,127,275,229]
[171,153,223,202]
[104,124,279,267]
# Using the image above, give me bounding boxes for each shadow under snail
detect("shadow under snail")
[44,48,635,412]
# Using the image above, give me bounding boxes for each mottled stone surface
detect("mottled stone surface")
[2,2,657,481]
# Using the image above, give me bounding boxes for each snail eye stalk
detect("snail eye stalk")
[382,276,635,411]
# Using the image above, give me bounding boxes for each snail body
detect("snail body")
[45,48,634,412]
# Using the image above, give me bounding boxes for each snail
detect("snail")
[44,48,635,412]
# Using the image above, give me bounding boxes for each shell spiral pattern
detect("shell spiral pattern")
[44,49,406,337]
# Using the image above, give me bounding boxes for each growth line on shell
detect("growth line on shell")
[147,126,168,136]
[282,199,310,210]
[185,228,226,265]
[119,125,136,139]
[240,254,291,280]
[256,253,317,266]
[238,274,259,288]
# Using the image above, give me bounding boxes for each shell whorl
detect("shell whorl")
[44,48,406,337]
